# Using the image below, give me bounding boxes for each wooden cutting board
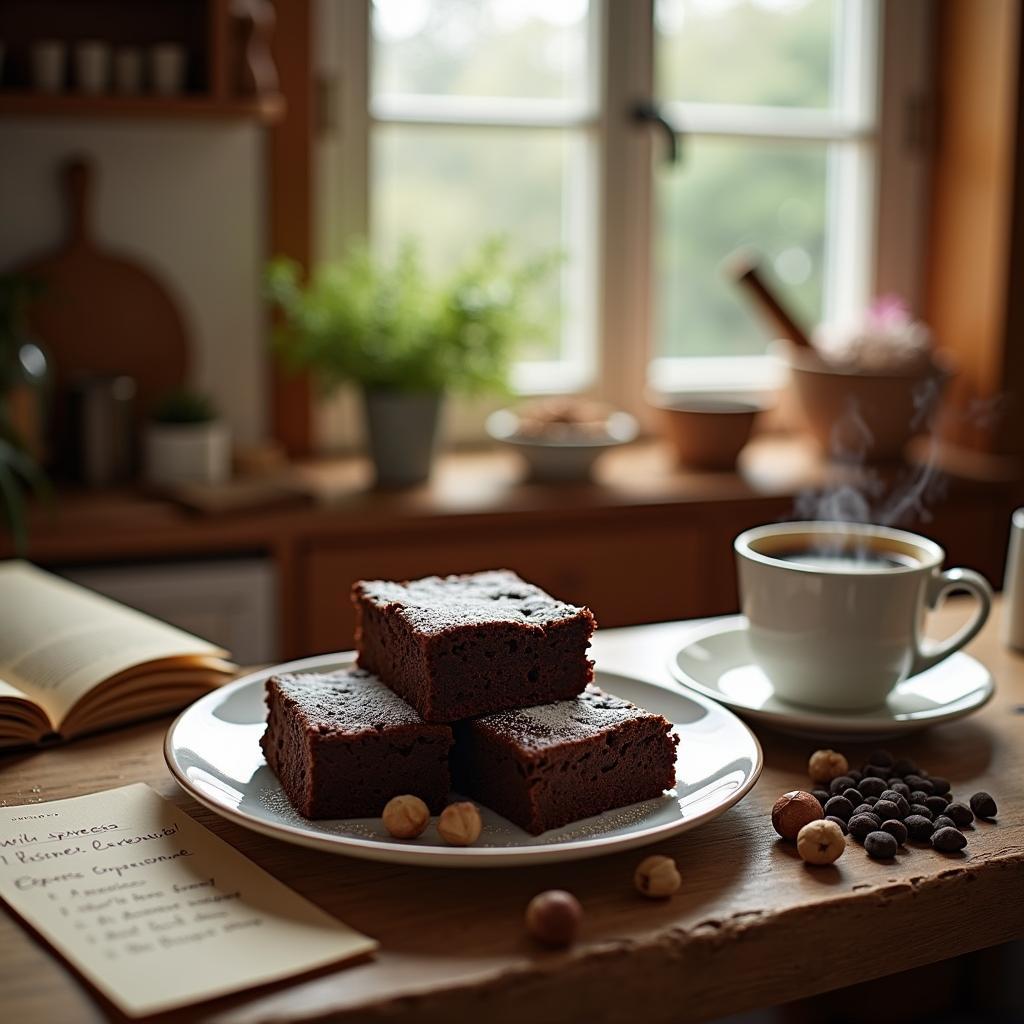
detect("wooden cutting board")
[18,158,189,427]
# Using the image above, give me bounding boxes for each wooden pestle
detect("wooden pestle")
[727,250,815,349]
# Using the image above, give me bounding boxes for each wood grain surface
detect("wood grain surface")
[0,601,1022,1024]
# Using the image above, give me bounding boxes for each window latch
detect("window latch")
[630,101,680,164]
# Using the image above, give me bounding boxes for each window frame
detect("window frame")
[315,0,933,443]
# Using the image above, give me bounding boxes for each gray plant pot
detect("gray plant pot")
[362,389,443,488]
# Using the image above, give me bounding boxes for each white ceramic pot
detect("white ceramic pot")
[144,421,231,486]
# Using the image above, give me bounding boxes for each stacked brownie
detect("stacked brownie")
[262,569,679,834]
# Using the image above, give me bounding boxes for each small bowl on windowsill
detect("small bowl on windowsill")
[650,394,770,470]
[486,401,638,482]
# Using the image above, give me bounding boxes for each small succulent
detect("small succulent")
[151,389,218,425]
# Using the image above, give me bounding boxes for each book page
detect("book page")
[0,562,229,729]
[0,784,377,1017]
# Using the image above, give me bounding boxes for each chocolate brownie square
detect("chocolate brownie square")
[260,669,453,819]
[352,570,596,722]
[451,685,679,835]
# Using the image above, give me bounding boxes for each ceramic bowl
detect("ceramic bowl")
[652,396,765,470]
[787,347,953,463]
[486,408,638,482]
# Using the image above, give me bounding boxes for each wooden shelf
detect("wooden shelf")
[0,90,285,123]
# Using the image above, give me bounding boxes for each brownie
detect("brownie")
[352,570,596,722]
[260,669,453,819]
[451,685,679,835]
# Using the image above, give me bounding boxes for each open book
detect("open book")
[0,561,236,748]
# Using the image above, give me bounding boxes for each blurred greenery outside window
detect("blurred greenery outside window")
[319,0,922,420]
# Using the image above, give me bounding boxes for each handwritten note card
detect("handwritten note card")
[0,784,377,1016]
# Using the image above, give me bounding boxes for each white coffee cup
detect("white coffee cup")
[735,521,992,711]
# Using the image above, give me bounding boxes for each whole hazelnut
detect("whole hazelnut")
[808,749,849,784]
[796,819,846,865]
[525,890,582,948]
[771,790,824,841]
[634,854,681,898]
[437,801,483,846]
[381,794,430,839]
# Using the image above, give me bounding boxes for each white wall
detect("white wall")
[0,119,268,443]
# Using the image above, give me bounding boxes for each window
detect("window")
[318,0,928,431]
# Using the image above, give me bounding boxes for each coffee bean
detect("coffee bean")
[848,813,881,841]
[880,819,908,846]
[930,776,951,796]
[847,769,863,784]
[868,749,894,768]
[905,775,934,795]
[865,831,898,859]
[864,796,878,805]
[909,803,933,821]
[842,788,863,805]
[889,782,911,800]
[925,795,948,816]
[862,765,890,780]
[873,799,901,822]
[905,814,935,842]
[933,815,956,831]
[969,792,997,820]
[938,792,952,805]
[859,777,887,799]
[825,815,849,835]
[932,827,968,853]
[823,795,854,822]
[811,789,830,808]
[909,790,929,805]
[829,776,856,796]
[945,802,974,828]
[851,803,874,818]
[892,758,917,777]
[879,790,910,817]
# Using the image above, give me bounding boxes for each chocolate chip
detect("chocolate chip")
[873,799,901,822]
[865,831,898,859]
[859,777,887,799]
[969,792,997,820]
[905,814,935,842]
[932,827,968,853]
[880,819,908,846]
[848,813,881,841]
[945,802,974,828]
[829,776,856,796]
[825,815,849,835]
[823,795,854,822]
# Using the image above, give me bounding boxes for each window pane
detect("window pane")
[655,0,837,109]
[655,137,829,358]
[372,0,590,101]
[372,125,588,364]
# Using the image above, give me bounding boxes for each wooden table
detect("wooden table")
[2,601,1022,1023]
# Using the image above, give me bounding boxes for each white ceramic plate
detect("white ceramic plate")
[165,652,762,867]
[670,616,995,742]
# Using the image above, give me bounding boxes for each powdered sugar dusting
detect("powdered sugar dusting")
[357,569,587,635]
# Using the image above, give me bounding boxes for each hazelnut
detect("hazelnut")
[634,854,681,898]
[796,819,846,865]
[771,790,823,841]
[381,794,430,839]
[808,749,849,784]
[525,890,582,948]
[437,801,483,846]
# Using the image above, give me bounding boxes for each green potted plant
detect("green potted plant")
[266,237,554,487]
[144,388,231,486]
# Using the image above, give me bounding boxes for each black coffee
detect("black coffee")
[775,548,919,571]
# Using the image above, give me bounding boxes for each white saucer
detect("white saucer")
[165,652,762,868]
[669,616,995,741]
